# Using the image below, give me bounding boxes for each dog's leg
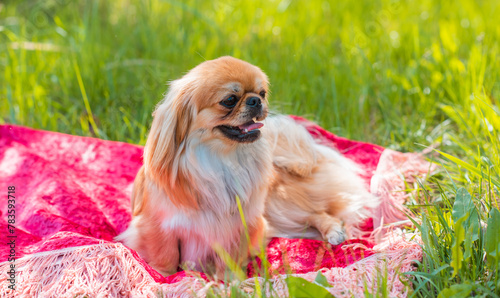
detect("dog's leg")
[222,216,268,276]
[308,213,346,245]
[247,216,269,256]
[116,216,180,276]
[143,231,180,276]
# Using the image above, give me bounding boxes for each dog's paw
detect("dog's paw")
[326,224,346,245]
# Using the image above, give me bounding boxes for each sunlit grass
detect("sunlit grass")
[1,0,500,296]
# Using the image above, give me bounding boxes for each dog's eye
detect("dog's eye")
[220,95,238,108]
[259,91,266,98]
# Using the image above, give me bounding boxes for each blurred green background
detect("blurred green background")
[2,0,498,149]
[2,1,500,295]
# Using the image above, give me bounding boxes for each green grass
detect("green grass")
[1,0,500,296]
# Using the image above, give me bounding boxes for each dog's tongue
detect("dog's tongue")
[238,121,264,133]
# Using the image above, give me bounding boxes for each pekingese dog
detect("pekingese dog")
[116,56,377,277]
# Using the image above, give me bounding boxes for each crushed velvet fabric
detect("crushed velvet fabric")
[0,117,430,296]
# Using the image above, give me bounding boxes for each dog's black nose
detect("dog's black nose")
[246,97,261,107]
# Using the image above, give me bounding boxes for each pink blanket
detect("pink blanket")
[0,117,431,297]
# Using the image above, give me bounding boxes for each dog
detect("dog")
[116,56,377,277]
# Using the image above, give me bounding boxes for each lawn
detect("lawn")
[1,0,499,296]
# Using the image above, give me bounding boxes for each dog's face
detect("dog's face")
[144,56,270,207]
[190,56,270,144]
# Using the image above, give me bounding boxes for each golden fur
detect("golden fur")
[263,115,378,243]
[116,56,378,277]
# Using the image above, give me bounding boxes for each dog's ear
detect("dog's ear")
[144,79,198,209]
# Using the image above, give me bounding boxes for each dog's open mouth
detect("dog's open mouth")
[217,120,264,143]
